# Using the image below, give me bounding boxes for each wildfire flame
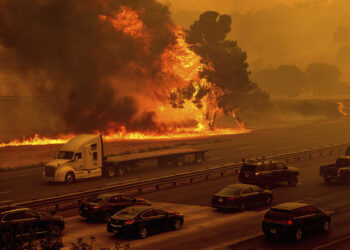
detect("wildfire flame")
[338,102,347,116]
[0,6,249,148]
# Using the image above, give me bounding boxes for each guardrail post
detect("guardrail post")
[156,185,160,191]
[309,154,312,159]
[190,178,193,184]
[55,204,59,212]
[206,175,209,180]
[138,188,142,194]
[173,182,176,187]
[220,172,224,177]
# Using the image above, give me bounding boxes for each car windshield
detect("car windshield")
[336,158,350,167]
[87,194,109,203]
[114,207,146,218]
[218,186,242,196]
[57,151,74,160]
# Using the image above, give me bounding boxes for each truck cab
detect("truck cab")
[320,156,350,184]
[43,134,103,184]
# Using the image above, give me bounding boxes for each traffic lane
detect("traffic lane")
[224,207,350,250]
[60,155,350,249]
[136,154,339,207]
[1,153,234,203]
[3,116,350,202]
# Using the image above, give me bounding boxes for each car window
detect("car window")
[141,209,155,218]
[154,209,167,216]
[3,211,25,221]
[251,186,262,192]
[242,188,252,195]
[304,206,320,215]
[109,196,120,203]
[121,195,135,202]
[292,207,308,217]
[23,210,38,219]
[275,162,286,170]
[267,163,277,170]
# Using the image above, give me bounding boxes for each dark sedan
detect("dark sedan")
[211,184,273,211]
[262,202,331,240]
[79,193,151,222]
[0,206,64,248]
[107,206,184,238]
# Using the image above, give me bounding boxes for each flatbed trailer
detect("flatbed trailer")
[104,147,207,177]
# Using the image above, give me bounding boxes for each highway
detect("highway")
[2,117,350,204]
[57,154,350,249]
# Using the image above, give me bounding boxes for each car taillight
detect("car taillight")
[338,169,341,176]
[225,197,235,202]
[263,218,293,225]
[124,219,135,225]
[263,217,274,223]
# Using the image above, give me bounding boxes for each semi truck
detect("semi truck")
[43,134,207,184]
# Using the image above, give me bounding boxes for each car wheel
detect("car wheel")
[264,195,273,205]
[138,226,148,239]
[103,211,112,223]
[324,177,332,184]
[173,219,181,230]
[65,172,75,184]
[288,176,298,187]
[48,224,62,237]
[239,202,246,211]
[295,228,302,241]
[321,220,330,233]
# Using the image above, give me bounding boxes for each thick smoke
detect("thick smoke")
[0,0,175,136]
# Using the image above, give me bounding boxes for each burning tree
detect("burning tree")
[170,11,270,130]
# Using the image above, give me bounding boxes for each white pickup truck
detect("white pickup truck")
[43,134,207,184]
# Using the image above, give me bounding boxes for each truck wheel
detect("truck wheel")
[173,155,185,167]
[65,172,75,184]
[157,157,169,167]
[324,177,332,184]
[288,176,298,187]
[105,166,116,177]
[195,153,205,164]
[116,167,127,176]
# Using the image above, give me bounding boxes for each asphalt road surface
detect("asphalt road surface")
[57,154,350,249]
[2,117,350,204]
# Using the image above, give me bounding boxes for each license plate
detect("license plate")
[218,198,223,202]
[270,229,277,234]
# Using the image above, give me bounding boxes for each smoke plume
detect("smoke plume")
[0,0,175,136]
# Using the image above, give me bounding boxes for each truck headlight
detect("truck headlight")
[56,172,63,177]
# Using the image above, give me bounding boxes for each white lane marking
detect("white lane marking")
[0,200,13,204]
[312,234,350,250]
[0,191,10,195]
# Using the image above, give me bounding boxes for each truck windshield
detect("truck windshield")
[57,151,74,160]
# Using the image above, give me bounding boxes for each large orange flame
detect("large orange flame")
[0,6,249,148]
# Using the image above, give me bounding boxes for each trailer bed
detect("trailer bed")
[105,147,207,164]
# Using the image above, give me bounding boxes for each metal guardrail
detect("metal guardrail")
[13,142,350,210]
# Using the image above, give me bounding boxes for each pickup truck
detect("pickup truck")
[43,134,207,184]
[320,156,350,184]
